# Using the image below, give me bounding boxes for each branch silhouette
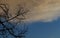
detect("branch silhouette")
[0,4,28,38]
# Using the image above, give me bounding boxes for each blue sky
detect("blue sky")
[26,18,60,38]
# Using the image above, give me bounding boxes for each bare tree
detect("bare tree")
[0,3,28,38]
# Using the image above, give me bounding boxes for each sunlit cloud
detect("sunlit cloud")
[1,0,60,22]
[25,0,60,22]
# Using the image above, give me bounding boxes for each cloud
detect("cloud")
[1,0,60,22]
[25,0,60,22]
